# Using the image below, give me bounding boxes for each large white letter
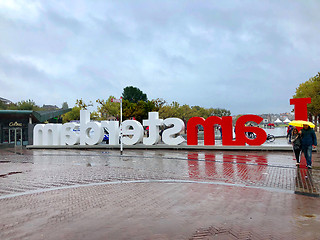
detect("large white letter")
[101,121,120,145]
[80,110,103,145]
[162,118,185,145]
[33,124,45,145]
[61,123,80,145]
[122,120,143,145]
[33,124,62,145]
[143,112,163,145]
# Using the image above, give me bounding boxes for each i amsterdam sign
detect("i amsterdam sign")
[33,98,311,146]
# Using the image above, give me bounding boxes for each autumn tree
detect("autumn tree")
[211,108,232,117]
[96,95,159,122]
[293,72,320,131]
[122,100,158,122]
[152,98,166,110]
[0,100,8,110]
[158,102,180,119]
[62,99,92,123]
[159,102,230,121]
[96,96,121,120]
[7,99,40,110]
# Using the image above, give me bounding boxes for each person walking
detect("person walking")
[291,128,302,166]
[218,126,222,139]
[299,124,317,169]
[287,125,293,143]
[247,123,254,139]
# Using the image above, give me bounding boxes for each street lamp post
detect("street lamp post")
[120,97,123,155]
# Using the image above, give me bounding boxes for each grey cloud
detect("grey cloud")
[44,10,83,34]
[0,54,52,84]
[0,0,319,114]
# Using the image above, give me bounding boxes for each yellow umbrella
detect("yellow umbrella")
[288,120,315,128]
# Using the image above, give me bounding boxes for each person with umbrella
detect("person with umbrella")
[291,128,302,166]
[289,120,317,169]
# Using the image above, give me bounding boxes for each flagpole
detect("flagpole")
[120,97,123,155]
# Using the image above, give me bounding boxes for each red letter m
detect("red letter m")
[187,116,235,145]
[187,115,266,146]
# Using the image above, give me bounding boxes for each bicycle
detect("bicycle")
[245,132,275,143]
[266,134,275,142]
[246,132,256,139]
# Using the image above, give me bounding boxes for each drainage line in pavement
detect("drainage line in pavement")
[0,179,294,200]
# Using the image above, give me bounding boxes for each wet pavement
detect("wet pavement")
[0,147,320,239]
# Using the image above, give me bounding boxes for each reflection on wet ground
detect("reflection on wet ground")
[0,147,320,240]
[0,148,301,197]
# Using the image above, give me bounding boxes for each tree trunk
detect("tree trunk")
[315,114,318,132]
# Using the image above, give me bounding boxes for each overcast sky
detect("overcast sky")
[0,0,319,115]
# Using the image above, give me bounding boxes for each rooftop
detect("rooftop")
[0,97,13,104]
[0,109,72,122]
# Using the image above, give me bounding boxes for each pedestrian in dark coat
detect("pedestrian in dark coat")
[287,125,293,143]
[299,124,317,169]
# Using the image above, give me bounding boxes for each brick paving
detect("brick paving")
[0,148,320,239]
[0,149,297,196]
[1,182,320,240]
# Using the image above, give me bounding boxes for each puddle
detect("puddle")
[296,214,319,222]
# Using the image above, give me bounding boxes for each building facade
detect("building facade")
[0,109,71,146]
